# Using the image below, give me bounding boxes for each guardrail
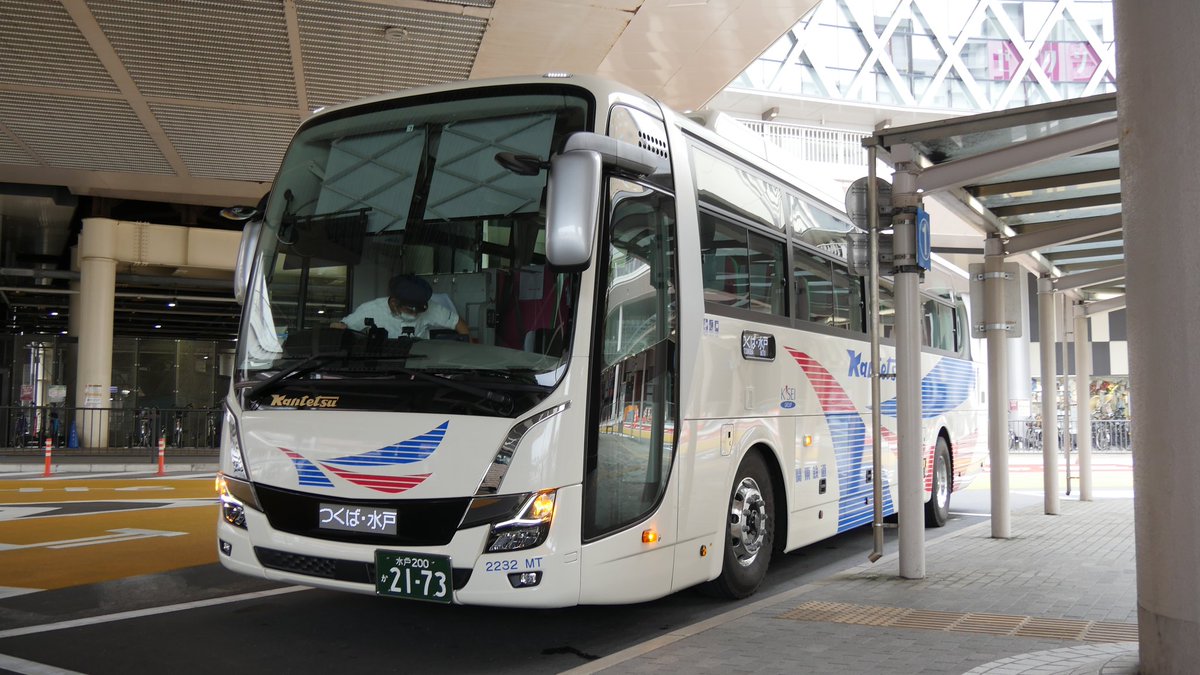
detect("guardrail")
[1,405,220,451]
[1008,417,1132,453]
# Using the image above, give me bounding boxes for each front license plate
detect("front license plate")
[375,551,453,603]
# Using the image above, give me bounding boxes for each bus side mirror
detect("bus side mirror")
[233,218,263,305]
[545,149,602,270]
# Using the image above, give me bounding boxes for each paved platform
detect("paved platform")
[566,496,1139,675]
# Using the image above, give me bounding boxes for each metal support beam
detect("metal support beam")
[989,192,1121,218]
[1005,214,1122,255]
[915,118,1120,194]
[1082,296,1127,316]
[1051,264,1126,292]
[968,168,1120,197]
[1037,276,1060,515]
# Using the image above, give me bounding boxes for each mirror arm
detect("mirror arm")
[562,132,663,177]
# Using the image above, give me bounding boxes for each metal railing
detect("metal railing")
[1008,417,1132,453]
[738,119,869,166]
[2,405,220,451]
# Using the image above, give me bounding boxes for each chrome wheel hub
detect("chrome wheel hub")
[730,476,768,567]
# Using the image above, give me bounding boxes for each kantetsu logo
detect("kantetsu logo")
[847,350,896,379]
[269,394,340,408]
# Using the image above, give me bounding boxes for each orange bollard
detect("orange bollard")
[43,437,52,477]
[157,436,166,476]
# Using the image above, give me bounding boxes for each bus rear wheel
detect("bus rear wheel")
[710,451,775,599]
[925,438,951,527]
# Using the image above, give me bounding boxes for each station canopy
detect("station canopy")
[865,93,1123,309]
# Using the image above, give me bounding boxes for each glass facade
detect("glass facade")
[733,0,1115,113]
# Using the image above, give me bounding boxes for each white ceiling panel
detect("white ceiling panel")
[88,0,298,108]
[297,0,486,108]
[151,104,298,181]
[0,91,171,174]
[0,0,810,203]
[0,0,118,92]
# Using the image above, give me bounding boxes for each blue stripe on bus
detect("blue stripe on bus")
[324,422,447,467]
[826,411,895,532]
[880,358,976,419]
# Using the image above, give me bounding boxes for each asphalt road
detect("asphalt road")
[0,469,992,675]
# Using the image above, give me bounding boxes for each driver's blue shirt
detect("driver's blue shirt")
[340,297,459,339]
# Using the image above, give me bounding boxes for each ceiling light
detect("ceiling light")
[49,311,58,316]
[384,26,408,42]
[762,106,780,121]
[154,324,162,329]
[167,301,176,308]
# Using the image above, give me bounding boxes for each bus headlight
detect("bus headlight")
[223,409,249,480]
[485,490,556,552]
[216,473,247,529]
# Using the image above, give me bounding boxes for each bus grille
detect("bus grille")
[254,547,472,589]
[252,483,471,546]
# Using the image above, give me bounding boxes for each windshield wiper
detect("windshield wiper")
[239,351,348,400]
[388,367,513,408]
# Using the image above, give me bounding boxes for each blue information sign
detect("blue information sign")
[916,208,931,270]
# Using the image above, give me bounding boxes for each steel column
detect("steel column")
[1074,306,1092,501]
[985,236,1010,539]
[892,145,924,579]
[1037,276,1060,515]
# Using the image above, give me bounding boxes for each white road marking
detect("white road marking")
[0,586,311,639]
[0,651,87,675]
[0,507,60,522]
[0,528,187,552]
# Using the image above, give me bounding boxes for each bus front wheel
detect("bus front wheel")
[710,451,775,599]
[925,437,951,527]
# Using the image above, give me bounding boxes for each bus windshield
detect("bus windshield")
[237,89,593,417]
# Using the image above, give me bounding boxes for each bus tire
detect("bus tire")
[925,437,951,528]
[710,451,775,599]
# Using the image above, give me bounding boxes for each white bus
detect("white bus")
[217,74,985,607]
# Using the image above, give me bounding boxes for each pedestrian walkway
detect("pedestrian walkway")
[566,497,1138,675]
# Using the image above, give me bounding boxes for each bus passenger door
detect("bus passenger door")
[579,178,681,604]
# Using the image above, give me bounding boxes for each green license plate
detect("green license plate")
[375,551,453,603]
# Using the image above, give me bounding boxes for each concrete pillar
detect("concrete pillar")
[984,236,1009,539]
[1037,276,1059,515]
[1116,1,1200,668]
[75,218,118,448]
[1073,306,1092,502]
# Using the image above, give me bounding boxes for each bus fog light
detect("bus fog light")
[219,539,233,556]
[486,489,556,552]
[508,571,542,588]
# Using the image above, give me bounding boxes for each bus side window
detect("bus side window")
[793,247,835,326]
[747,231,787,316]
[878,283,896,339]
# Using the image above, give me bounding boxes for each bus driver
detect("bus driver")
[332,274,468,340]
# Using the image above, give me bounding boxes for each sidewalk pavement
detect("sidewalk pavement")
[567,496,1138,675]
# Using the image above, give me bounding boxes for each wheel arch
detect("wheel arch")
[744,442,789,554]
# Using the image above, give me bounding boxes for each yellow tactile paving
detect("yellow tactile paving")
[0,478,216,503]
[0,487,219,591]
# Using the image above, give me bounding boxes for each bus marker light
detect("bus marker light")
[642,529,658,544]
[803,435,813,447]
[699,545,707,557]
[531,492,556,520]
